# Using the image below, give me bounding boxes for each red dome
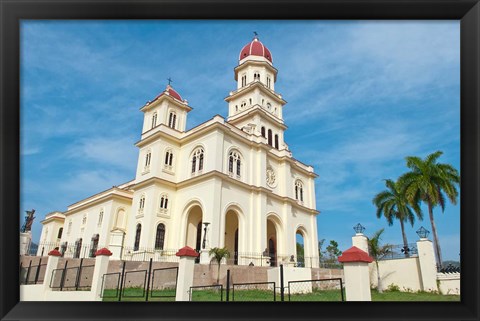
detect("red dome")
[239,37,272,63]
[153,85,183,102]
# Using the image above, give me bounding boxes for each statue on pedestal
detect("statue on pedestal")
[21,209,35,233]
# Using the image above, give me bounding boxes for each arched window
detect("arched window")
[261,126,266,138]
[164,149,174,168]
[134,224,141,251]
[268,129,273,146]
[295,180,304,202]
[89,234,99,257]
[240,101,247,109]
[168,112,177,129]
[267,102,271,110]
[191,148,205,174]
[267,77,271,88]
[98,209,104,227]
[74,238,82,258]
[155,224,166,250]
[241,74,247,87]
[160,194,168,210]
[254,72,260,81]
[274,134,279,149]
[228,151,242,177]
[144,150,152,170]
[249,98,252,105]
[151,112,157,128]
[235,105,238,112]
[139,195,145,211]
[57,228,63,239]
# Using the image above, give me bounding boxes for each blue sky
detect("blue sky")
[20,20,460,261]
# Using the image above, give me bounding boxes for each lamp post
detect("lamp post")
[202,222,210,249]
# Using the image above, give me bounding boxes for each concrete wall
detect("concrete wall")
[369,257,423,292]
[437,273,460,295]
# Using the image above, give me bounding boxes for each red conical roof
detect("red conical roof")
[153,85,183,102]
[239,36,272,63]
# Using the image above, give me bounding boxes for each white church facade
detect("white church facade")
[37,36,320,267]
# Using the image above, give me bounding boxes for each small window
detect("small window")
[98,210,104,227]
[134,224,141,251]
[139,195,146,210]
[191,148,205,174]
[295,180,304,202]
[261,127,266,138]
[164,149,174,168]
[268,129,273,146]
[249,98,252,105]
[57,228,63,239]
[155,224,166,250]
[168,112,177,129]
[228,151,242,178]
[152,112,157,128]
[274,134,279,149]
[267,103,271,110]
[145,151,152,169]
[160,194,168,209]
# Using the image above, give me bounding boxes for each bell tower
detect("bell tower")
[226,35,288,150]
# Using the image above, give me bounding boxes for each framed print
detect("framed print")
[1,0,479,321]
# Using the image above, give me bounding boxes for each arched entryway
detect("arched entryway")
[296,230,306,267]
[185,205,203,263]
[224,210,239,265]
[267,219,277,266]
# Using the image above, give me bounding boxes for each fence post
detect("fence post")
[175,246,199,301]
[226,269,230,302]
[338,246,373,301]
[280,264,284,302]
[60,261,68,291]
[75,258,83,290]
[34,258,42,284]
[25,260,32,284]
[91,248,112,301]
[145,258,153,302]
[118,261,126,302]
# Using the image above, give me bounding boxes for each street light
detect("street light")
[202,222,210,249]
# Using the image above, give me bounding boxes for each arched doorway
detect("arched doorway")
[224,210,239,265]
[267,219,277,266]
[185,205,203,263]
[296,230,306,267]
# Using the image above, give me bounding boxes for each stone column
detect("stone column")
[91,248,113,301]
[42,249,62,293]
[338,246,373,301]
[175,246,199,301]
[416,238,438,292]
[352,233,369,253]
[20,231,32,256]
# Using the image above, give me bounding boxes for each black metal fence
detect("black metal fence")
[20,259,47,285]
[377,243,418,260]
[189,285,223,301]
[100,259,178,301]
[49,259,95,291]
[288,278,344,301]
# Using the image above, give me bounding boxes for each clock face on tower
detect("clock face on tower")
[266,167,276,187]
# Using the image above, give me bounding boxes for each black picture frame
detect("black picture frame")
[1,0,478,320]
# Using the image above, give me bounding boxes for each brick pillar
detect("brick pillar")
[91,248,113,301]
[338,246,373,301]
[175,246,199,301]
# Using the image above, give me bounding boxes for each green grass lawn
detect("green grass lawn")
[102,287,459,302]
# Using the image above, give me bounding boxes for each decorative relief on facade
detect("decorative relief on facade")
[266,167,276,188]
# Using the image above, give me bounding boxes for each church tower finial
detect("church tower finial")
[253,31,258,40]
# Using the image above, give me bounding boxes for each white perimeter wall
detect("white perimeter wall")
[369,257,423,292]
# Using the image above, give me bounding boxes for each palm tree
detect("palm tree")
[399,151,460,268]
[368,228,393,293]
[373,179,422,257]
[209,247,230,284]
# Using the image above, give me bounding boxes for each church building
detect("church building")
[37,36,320,267]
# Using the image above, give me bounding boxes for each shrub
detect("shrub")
[386,283,400,292]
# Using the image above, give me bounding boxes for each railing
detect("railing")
[377,243,418,260]
[120,247,180,263]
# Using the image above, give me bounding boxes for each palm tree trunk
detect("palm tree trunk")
[400,220,409,258]
[217,263,221,284]
[376,260,382,293]
[428,201,443,269]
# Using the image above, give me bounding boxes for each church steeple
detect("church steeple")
[226,36,288,151]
